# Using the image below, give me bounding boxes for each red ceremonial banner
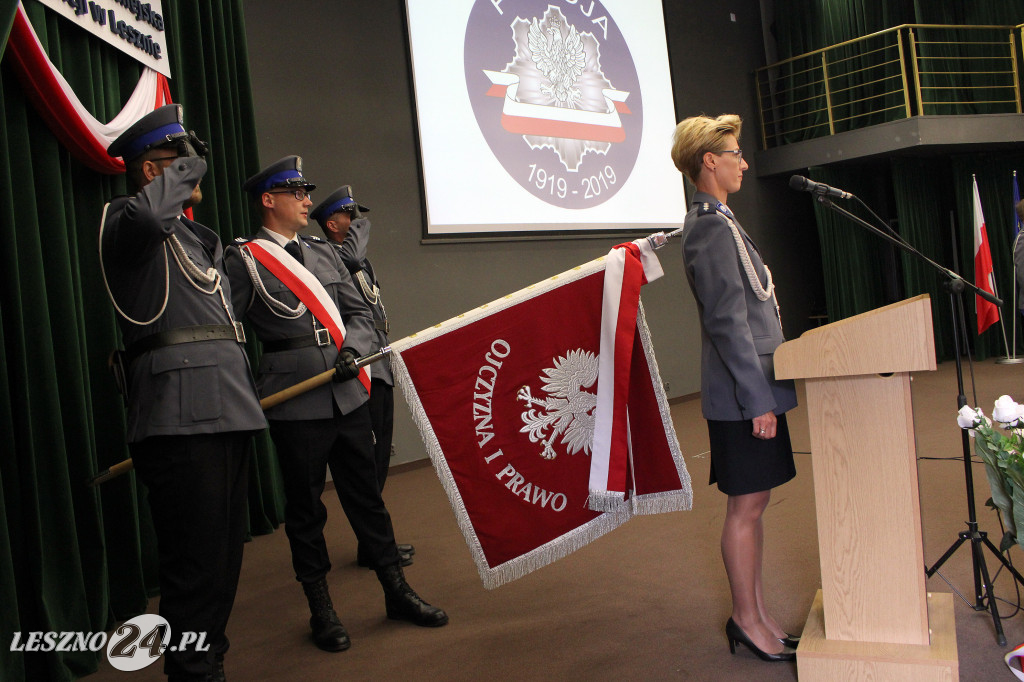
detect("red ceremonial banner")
[393,245,691,588]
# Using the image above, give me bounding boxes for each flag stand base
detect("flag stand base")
[995,357,1024,364]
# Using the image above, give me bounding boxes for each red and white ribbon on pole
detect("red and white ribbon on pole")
[242,239,371,394]
[588,238,664,509]
[5,2,171,173]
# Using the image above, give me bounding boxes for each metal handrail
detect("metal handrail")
[756,23,1024,150]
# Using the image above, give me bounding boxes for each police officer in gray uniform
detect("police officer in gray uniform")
[311,186,414,568]
[673,114,797,662]
[224,157,447,654]
[102,104,266,682]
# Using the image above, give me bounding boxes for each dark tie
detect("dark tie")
[285,240,303,264]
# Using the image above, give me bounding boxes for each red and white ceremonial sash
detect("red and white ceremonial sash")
[589,239,665,509]
[242,239,371,393]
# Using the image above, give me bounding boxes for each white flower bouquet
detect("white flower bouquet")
[958,395,1024,551]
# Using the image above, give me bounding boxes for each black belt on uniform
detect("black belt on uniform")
[125,324,242,364]
[262,328,333,353]
[374,319,390,334]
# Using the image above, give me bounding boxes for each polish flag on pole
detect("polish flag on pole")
[1014,171,1023,317]
[973,176,1000,334]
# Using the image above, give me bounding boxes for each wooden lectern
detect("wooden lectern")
[774,295,958,681]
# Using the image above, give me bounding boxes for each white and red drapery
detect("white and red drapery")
[392,239,691,588]
[5,1,171,173]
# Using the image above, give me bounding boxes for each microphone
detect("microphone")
[789,175,853,200]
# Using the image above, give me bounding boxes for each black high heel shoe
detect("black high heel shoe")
[780,633,800,648]
[725,618,796,662]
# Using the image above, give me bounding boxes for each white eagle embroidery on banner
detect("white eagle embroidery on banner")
[517,349,598,460]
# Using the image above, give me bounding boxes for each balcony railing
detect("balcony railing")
[755,24,1023,150]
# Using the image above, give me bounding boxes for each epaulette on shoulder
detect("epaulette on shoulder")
[697,202,717,217]
[300,234,324,243]
[234,236,255,244]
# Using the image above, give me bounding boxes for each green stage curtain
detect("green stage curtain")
[775,1,1024,359]
[950,154,1024,358]
[774,0,1024,59]
[0,2,284,680]
[771,0,915,143]
[771,1,1024,140]
[889,157,957,360]
[807,163,896,322]
[809,158,1024,361]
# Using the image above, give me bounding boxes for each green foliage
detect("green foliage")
[971,415,1024,552]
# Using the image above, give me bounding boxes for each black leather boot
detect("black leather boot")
[302,578,351,651]
[375,564,449,627]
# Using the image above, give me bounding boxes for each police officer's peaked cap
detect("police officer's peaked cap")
[242,156,316,196]
[107,104,188,162]
[310,185,370,227]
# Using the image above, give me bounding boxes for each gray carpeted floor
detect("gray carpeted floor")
[88,358,1024,681]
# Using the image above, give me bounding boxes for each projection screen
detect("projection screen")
[405,0,686,237]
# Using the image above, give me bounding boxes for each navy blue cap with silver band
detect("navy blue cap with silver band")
[310,185,370,228]
[107,104,188,162]
[242,155,316,195]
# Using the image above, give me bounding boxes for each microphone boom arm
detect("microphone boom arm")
[816,196,1002,307]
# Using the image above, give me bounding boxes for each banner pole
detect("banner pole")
[86,227,683,488]
[86,347,393,487]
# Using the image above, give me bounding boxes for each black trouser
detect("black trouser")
[367,379,394,493]
[131,432,251,681]
[360,379,396,559]
[269,403,400,583]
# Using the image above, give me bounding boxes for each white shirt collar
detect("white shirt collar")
[262,228,300,249]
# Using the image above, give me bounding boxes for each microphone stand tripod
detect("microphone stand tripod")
[816,195,1022,646]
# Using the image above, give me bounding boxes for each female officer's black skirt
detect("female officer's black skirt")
[707,413,796,496]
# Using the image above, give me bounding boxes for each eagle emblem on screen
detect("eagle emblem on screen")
[466,0,642,209]
[527,16,585,109]
[482,6,627,173]
[517,349,598,460]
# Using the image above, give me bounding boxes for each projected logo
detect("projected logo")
[465,0,642,209]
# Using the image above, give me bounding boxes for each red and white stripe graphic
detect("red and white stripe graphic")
[243,239,371,393]
[483,70,630,143]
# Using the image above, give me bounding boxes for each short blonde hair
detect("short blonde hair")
[670,114,743,183]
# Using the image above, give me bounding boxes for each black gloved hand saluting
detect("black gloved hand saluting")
[347,187,365,220]
[174,130,209,158]
[334,348,360,382]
